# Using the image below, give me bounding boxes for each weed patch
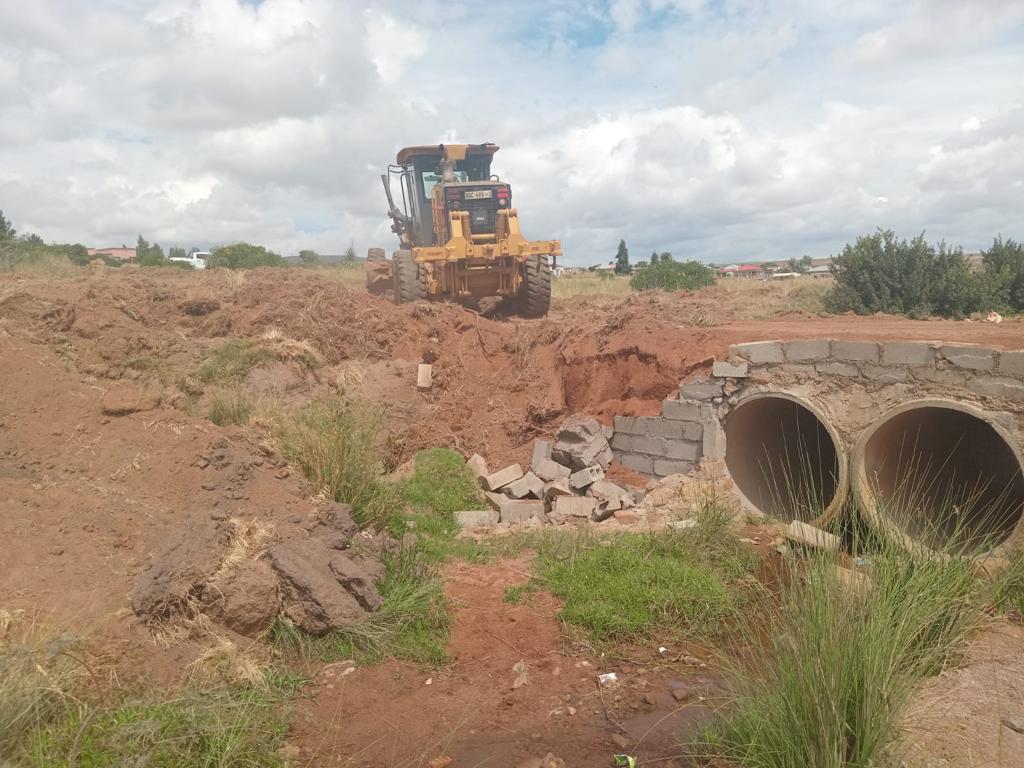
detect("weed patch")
[277,397,401,529]
[208,392,255,427]
[994,547,1024,618]
[703,544,984,768]
[197,340,274,384]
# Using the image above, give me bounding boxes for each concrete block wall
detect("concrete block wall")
[610,338,1024,480]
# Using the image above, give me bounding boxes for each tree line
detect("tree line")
[825,230,1024,318]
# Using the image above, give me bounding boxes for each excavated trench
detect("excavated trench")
[723,394,843,523]
[855,403,1024,553]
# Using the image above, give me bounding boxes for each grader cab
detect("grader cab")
[365,143,559,317]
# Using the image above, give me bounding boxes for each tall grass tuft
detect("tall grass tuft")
[277,397,401,529]
[703,517,986,767]
[208,391,254,427]
[0,613,81,762]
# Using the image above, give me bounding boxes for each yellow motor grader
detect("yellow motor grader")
[365,143,560,317]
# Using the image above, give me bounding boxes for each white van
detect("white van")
[170,251,209,270]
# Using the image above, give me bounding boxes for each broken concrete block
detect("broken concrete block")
[613,509,641,525]
[998,350,1024,378]
[553,415,613,470]
[618,453,654,474]
[499,499,545,524]
[831,340,880,363]
[785,520,840,552]
[550,495,597,524]
[482,464,523,491]
[416,363,433,389]
[454,509,499,528]
[589,479,632,507]
[661,399,702,421]
[467,453,489,479]
[702,418,726,461]
[484,491,506,511]
[530,440,552,471]
[543,478,572,501]
[613,415,648,435]
[941,344,996,371]
[569,465,604,490]
[534,458,571,482]
[678,378,724,401]
[653,459,694,477]
[785,339,831,363]
[730,340,784,365]
[712,361,749,378]
[506,471,545,499]
[882,341,936,366]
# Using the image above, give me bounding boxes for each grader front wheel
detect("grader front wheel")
[522,254,552,317]
[393,251,426,305]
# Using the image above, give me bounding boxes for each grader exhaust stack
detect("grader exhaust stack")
[365,143,559,317]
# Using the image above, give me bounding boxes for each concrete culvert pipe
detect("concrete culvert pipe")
[724,394,845,523]
[854,401,1024,555]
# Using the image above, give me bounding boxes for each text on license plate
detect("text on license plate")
[464,190,492,200]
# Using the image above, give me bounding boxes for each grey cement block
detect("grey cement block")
[661,399,702,421]
[702,419,726,460]
[882,341,935,366]
[910,366,968,387]
[730,341,785,364]
[785,339,831,363]
[967,376,1024,401]
[861,364,908,384]
[455,509,499,528]
[530,440,552,471]
[482,464,523,491]
[681,422,703,441]
[543,478,572,501]
[506,471,545,499]
[816,361,860,377]
[647,419,687,440]
[569,465,604,489]
[679,378,724,400]
[630,435,667,456]
[484,491,506,510]
[831,340,880,363]
[618,452,654,474]
[653,459,695,477]
[941,345,995,371]
[534,458,571,482]
[712,360,749,378]
[610,433,634,452]
[499,499,544,524]
[613,415,647,435]
[664,439,701,461]
[998,350,1024,378]
[550,495,597,523]
[467,453,489,479]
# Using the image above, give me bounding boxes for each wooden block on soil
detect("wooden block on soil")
[417,364,433,390]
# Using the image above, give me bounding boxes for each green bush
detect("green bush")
[977,236,1024,313]
[824,230,980,318]
[630,259,716,292]
[207,243,285,269]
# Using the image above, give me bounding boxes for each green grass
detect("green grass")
[271,547,449,667]
[208,392,254,427]
[196,340,275,384]
[552,273,633,299]
[23,684,290,768]
[994,547,1024,617]
[702,530,986,768]
[277,397,402,529]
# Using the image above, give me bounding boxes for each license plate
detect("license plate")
[464,190,492,200]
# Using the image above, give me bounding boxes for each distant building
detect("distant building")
[718,264,766,279]
[87,247,136,261]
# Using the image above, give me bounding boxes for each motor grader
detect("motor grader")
[365,143,560,317]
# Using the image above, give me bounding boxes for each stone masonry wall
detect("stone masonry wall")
[611,339,1024,478]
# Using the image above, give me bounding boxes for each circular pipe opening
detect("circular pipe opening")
[854,402,1024,555]
[724,394,844,523]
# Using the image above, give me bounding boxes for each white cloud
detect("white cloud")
[0,0,1021,263]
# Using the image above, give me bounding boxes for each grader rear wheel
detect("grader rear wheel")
[365,247,391,294]
[393,251,426,304]
[522,254,552,317]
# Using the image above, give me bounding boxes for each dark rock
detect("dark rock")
[206,559,280,637]
[181,299,220,317]
[132,517,232,620]
[269,539,368,635]
[329,554,383,611]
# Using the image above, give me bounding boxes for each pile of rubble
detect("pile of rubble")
[457,415,644,529]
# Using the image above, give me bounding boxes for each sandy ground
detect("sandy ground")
[2,266,1023,764]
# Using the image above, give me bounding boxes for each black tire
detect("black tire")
[393,250,426,304]
[367,247,386,262]
[523,254,552,317]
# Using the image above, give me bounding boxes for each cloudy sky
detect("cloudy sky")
[1,0,1022,265]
